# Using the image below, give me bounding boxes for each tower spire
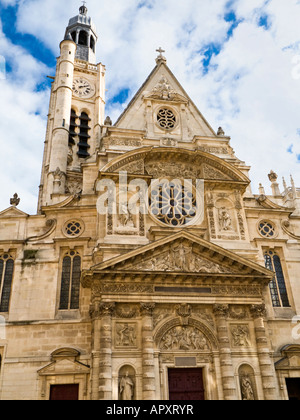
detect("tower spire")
[64,3,98,64]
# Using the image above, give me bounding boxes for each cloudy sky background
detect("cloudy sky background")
[0,0,299,214]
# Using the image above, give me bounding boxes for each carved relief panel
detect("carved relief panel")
[115,323,138,349]
[206,190,247,241]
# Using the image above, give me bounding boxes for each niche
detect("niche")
[118,365,136,401]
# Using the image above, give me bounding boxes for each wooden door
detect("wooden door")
[50,384,79,401]
[168,368,205,401]
[286,379,300,401]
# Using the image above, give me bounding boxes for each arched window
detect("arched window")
[264,250,290,308]
[70,31,76,43]
[78,30,88,46]
[59,251,81,310]
[77,112,91,158]
[69,109,78,146]
[0,254,14,313]
[90,36,95,52]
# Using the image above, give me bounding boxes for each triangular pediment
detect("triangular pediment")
[115,59,216,138]
[82,231,273,286]
[0,206,28,218]
[38,358,90,375]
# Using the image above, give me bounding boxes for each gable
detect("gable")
[82,231,273,286]
[0,206,28,218]
[115,58,216,139]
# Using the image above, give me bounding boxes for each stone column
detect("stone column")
[250,304,277,400]
[95,302,115,400]
[213,304,238,400]
[140,303,156,400]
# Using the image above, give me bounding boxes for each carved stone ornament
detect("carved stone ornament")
[116,323,137,347]
[160,326,210,351]
[147,76,187,102]
[250,304,267,319]
[140,303,156,316]
[10,193,20,207]
[213,304,229,319]
[176,304,192,319]
[89,301,115,319]
[134,245,231,274]
[231,325,251,347]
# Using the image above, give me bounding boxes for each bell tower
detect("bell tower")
[65,2,98,64]
[38,4,106,210]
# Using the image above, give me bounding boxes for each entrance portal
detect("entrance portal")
[49,384,79,400]
[286,378,300,401]
[168,368,205,401]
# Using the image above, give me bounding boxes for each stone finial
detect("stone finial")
[268,170,278,183]
[258,183,265,195]
[10,193,20,207]
[268,170,281,196]
[104,116,112,126]
[156,47,167,63]
[217,127,225,136]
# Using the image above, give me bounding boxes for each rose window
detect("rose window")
[258,221,275,238]
[64,220,83,238]
[150,180,198,227]
[157,108,176,130]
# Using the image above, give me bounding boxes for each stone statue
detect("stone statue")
[219,207,232,231]
[241,374,255,400]
[118,204,136,228]
[119,371,134,400]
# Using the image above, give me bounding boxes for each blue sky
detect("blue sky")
[0,0,300,214]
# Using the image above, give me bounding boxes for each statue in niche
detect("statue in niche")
[118,204,136,228]
[119,371,135,401]
[218,207,232,231]
[241,374,255,401]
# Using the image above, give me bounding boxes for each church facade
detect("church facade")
[0,6,300,400]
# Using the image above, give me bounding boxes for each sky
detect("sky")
[0,0,300,214]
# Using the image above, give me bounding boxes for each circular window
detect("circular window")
[156,108,176,130]
[258,221,276,238]
[149,180,201,227]
[64,220,84,238]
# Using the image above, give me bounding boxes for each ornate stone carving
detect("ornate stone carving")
[89,301,115,319]
[140,303,156,316]
[115,306,137,319]
[145,161,199,179]
[134,245,231,274]
[213,304,229,319]
[116,323,137,347]
[176,304,192,319]
[10,193,20,207]
[160,326,210,351]
[250,304,267,319]
[231,325,251,347]
[218,207,233,231]
[240,374,255,401]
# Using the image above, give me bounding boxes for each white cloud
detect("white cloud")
[0,0,299,213]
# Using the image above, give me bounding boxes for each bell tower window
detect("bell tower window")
[78,30,88,46]
[77,112,91,158]
[69,109,77,146]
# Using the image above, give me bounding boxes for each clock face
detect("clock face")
[72,78,95,98]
